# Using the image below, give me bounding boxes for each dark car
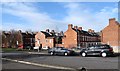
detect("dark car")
[80,44,114,57]
[48,47,75,56]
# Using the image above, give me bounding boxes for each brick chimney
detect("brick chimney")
[18,30,22,33]
[88,29,92,33]
[92,30,94,32]
[88,29,94,33]
[78,27,82,30]
[26,31,29,34]
[74,26,78,29]
[68,24,73,29]
[51,30,55,33]
[46,29,49,32]
[109,18,116,25]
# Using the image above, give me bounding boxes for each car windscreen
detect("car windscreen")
[96,45,111,49]
[101,45,111,49]
[60,48,68,50]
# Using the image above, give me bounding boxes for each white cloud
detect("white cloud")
[2,2,118,32]
[2,23,27,31]
[63,3,118,32]
[2,2,66,32]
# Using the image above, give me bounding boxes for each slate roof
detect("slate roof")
[41,31,54,38]
[72,28,99,37]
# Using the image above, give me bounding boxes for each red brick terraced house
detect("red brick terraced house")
[35,30,55,48]
[62,24,101,48]
[2,30,36,49]
[20,31,36,49]
[101,18,120,53]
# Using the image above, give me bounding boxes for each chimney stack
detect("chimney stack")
[88,29,92,33]
[68,24,73,29]
[46,29,49,32]
[88,29,94,33]
[92,30,94,33]
[51,30,55,33]
[74,26,78,29]
[109,18,116,25]
[78,27,82,30]
[19,30,22,33]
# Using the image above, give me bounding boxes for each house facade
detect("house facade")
[62,24,101,48]
[20,31,35,49]
[35,30,55,48]
[101,18,120,53]
[2,30,35,49]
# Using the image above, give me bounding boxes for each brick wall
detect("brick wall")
[35,32,54,48]
[62,24,77,48]
[101,18,120,53]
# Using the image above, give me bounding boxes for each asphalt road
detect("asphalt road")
[2,60,71,71]
[2,52,120,71]
[2,59,49,69]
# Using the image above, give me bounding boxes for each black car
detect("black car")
[80,44,114,57]
[48,47,75,56]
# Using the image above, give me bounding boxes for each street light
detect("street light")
[37,39,40,52]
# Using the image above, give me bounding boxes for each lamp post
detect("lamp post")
[38,39,40,52]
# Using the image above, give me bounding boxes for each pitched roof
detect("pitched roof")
[41,31,53,38]
[72,28,99,37]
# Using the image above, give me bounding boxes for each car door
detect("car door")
[56,47,62,55]
[94,46,101,55]
[87,46,95,55]
[60,48,66,55]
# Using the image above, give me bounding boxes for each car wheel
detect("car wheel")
[101,52,107,57]
[50,52,54,55]
[64,52,68,56]
[82,52,86,57]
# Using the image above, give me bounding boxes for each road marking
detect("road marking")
[28,52,48,55]
[2,58,75,70]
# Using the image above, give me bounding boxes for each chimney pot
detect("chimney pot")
[78,27,82,30]
[88,29,92,32]
[109,18,116,25]
[19,30,22,33]
[46,29,49,32]
[74,26,78,29]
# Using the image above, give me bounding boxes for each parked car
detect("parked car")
[80,44,114,57]
[48,47,75,56]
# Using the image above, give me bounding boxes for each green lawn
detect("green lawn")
[2,48,17,52]
[1,47,34,52]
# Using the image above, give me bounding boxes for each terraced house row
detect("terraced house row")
[62,24,101,48]
[35,25,101,49]
[1,18,120,52]
[2,30,36,49]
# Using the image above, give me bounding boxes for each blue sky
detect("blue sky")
[1,2,118,32]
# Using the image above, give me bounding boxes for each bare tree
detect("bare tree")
[16,31,23,46]
[2,31,7,47]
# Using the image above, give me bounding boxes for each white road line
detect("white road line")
[28,52,48,54]
[2,58,75,70]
